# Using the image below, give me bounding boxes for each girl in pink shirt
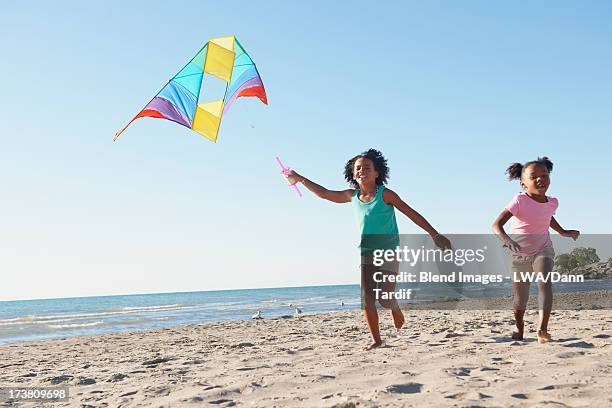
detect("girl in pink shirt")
[492,157,579,343]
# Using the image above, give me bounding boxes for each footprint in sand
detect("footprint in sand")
[443,392,465,399]
[446,367,471,376]
[187,396,204,402]
[230,342,255,348]
[240,382,263,394]
[479,366,500,372]
[385,382,423,394]
[538,384,583,391]
[46,374,73,384]
[145,385,171,397]
[142,357,173,366]
[556,337,580,342]
[236,365,270,371]
[330,402,359,408]
[562,341,594,349]
[107,373,129,382]
[555,351,585,359]
[182,359,205,365]
[208,398,234,405]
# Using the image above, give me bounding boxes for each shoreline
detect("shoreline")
[1,290,610,347]
[1,291,611,407]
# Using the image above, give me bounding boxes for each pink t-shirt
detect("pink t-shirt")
[505,192,558,256]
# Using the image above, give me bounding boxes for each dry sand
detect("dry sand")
[1,292,611,407]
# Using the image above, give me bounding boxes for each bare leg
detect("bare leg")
[534,256,554,343]
[361,259,382,350]
[391,308,405,331]
[363,305,382,350]
[512,309,525,340]
[380,270,404,331]
[512,281,529,340]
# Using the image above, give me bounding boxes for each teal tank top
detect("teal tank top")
[352,185,400,255]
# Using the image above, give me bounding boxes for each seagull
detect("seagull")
[251,311,262,320]
[294,307,302,317]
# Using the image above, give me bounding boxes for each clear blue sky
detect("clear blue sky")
[1,1,610,300]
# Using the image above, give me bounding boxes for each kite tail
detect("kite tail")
[113,123,130,142]
[113,109,163,141]
[113,115,137,141]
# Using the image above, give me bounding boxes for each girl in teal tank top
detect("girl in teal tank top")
[352,185,400,256]
[284,149,450,351]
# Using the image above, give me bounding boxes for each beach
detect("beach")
[1,292,611,407]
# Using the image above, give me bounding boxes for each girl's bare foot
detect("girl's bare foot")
[511,331,523,340]
[392,308,405,331]
[363,340,382,351]
[537,330,552,344]
[511,321,524,340]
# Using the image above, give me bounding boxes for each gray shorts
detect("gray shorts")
[360,256,399,308]
[511,247,555,273]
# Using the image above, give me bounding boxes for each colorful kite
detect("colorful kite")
[114,36,267,143]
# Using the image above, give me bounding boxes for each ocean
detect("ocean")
[1,280,611,345]
[0,285,361,345]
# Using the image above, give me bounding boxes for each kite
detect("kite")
[114,36,267,143]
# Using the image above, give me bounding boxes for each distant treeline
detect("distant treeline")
[555,247,610,272]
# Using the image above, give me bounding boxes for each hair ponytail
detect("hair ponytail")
[506,163,523,180]
[537,156,553,172]
[506,156,554,181]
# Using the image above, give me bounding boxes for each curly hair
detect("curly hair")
[506,156,553,180]
[343,148,389,188]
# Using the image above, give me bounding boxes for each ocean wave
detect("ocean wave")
[0,315,37,326]
[46,321,104,329]
[119,303,186,311]
[0,304,199,326]
[0,316,24,323]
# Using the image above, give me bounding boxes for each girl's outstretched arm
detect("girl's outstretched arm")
[382,189,451,249]
[492,209,521,252]
[550,217,580,240]
[284,170,353,203]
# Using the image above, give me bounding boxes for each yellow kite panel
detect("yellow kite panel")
[204,42,235,82]
[209,36,235,52]
[192,100,224,143]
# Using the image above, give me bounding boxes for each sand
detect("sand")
[1,292,611,407]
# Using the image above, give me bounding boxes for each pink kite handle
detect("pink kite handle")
[276,156,302,197]
[291,183,302,197]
